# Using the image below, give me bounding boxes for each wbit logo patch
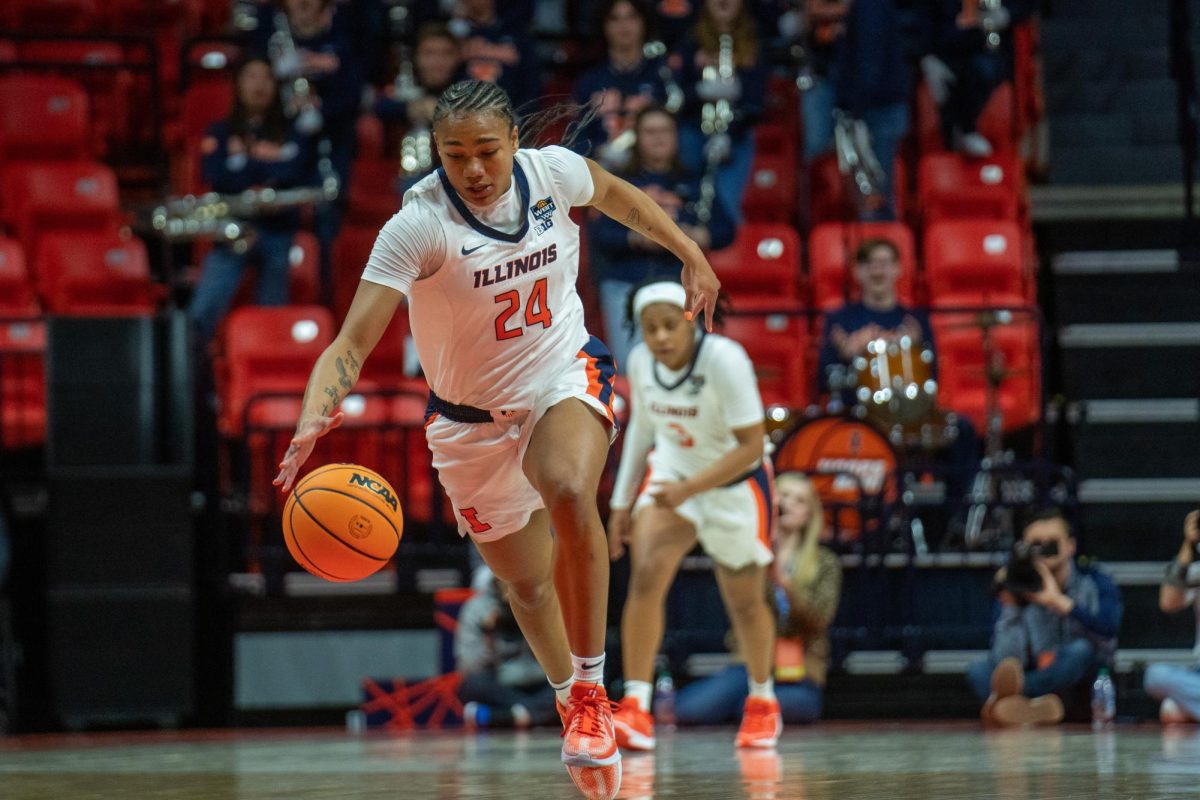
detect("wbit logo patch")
[349,473,399,512]
[530,196,556,235]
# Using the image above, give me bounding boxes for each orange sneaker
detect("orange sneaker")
[557,697,569,729]
[736,697,782,749]
[566,762,623,800]
[612,697,656,751]
[561,682,621,767]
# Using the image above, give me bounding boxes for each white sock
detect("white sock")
[549,675,573,707]
[749,677,776,701]
[624,680,653,713]
[571,652,606,685]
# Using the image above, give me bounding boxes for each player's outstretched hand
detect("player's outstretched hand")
[273,412,345,492]
[607,508,632,561]
[681,252,721,332]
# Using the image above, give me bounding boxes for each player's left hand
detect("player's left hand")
[681,252,720,332]
[651,480,693,510]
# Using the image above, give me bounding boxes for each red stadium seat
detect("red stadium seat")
[914,80,944,156]
[0,319,47,450]
[170,78,234,192]
[742,152,797,224]
[347,156,401,226]
[226,230,322,310]
[924,220,1027,308]
[333,223,381,321]
[0,75,91,162]
[219,305,335,437]
[977,83,1017,155]
[720,299,810,409]
[932,315,1041,433]
[33,230,157,315]
[4,0,99,32]
[19,40,135,160]
[1,161,121,258]
[808,221,918,310]
[706,223,802,300]
[807,152,910,226]
[0,41,17,64]
[918,152,1022,223]
[0,238,38,316]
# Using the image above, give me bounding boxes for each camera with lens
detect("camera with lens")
[1000,540,1059,600]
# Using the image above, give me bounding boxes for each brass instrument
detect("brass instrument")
[146,181,339,252]
[392,45,434,177]
[694,34,738,224]
[833,110,885,211]
[269,11,324,136]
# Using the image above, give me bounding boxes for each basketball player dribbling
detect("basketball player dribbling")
[273,80,721,799]
[607,281,782,752]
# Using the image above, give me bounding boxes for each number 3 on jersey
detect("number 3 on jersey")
[494,277,553,341]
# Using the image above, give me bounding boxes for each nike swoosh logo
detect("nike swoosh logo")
[580,661,603,671]
[461,243,488,255]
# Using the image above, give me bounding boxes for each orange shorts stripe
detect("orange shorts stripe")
[423,412,439,430]
[748,476,772,551]
[578,349,614,422]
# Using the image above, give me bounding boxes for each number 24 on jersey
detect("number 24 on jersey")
[494,277,553,341]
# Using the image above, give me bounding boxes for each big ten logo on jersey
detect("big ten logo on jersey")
[349,472,399,512]
[530,196,557,235]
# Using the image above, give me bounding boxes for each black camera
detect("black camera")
[1001,540,1059,598]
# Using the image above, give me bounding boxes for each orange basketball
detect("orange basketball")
[283,463,403,582]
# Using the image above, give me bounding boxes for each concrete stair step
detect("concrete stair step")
[1048,144,1180,184]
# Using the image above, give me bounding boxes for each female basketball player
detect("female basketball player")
[607,280,781,751]
[273,80,720,798]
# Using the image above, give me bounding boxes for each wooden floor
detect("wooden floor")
[2,722,1199,799]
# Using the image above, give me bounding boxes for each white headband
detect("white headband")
[633,281,688,319]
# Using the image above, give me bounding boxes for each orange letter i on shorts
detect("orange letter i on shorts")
[460,507,492,534]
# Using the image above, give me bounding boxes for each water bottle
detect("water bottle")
[654,669,676,729]
[1091,667,1115,729]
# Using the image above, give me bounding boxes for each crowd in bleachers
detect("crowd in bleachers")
[0,0,1047,562]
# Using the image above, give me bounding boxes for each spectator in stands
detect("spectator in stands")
[966,507,1122,727]
[673,0,769,225]
[189,57,318,345]
[801,0,911,220]
[587,105,734,368]
[256,0,367,297]
[456,566,559,729]
[675,472,842,725]
[571,0,670,168]
[451,0,542,110]
[816,236,979,501]
[373,23,463,192]
[1144,511,1200,724]
[921,0,1036,157]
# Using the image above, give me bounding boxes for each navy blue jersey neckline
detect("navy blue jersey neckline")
[438,161,531,244]
[653,330,706,391]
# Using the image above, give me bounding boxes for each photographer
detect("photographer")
[455,567,558,729]
[1143,511,1200,724]
[965,507,1122,727]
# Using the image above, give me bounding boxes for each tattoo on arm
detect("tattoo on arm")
[623,208,642,230]
[323,384,341,411]
[346,349,361,375]
[335,356,353,389]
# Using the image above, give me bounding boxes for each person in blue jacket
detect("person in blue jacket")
[571,0,670,166]
[672,0,769,225]
[452,0,542,110]
[587,105,734,367]
[189,57,318,345]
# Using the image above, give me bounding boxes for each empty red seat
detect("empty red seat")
[0,238,38,315]
[333,223,382,321]
[924,219,1027,308]
[977,83,1017,155]
[932,315,1041,433]
[0,319,47,450]
[347,156,401,226]
[808,221,918,310]
[219,305,335,437]
[0,41,17,64]
[1,161,121,258]
[720,300,810,409]
[34,230,157,315]
[0,76,91,162]
[4,0,99,32]
[742,152,797,224]
[918,152,1022,223]
[706,223,801,300]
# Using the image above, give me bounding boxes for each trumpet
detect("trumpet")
[694,34,738,223]
[269,10,324,136]
[392,45,434,177]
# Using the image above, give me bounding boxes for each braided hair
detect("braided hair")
[431,79,600,151]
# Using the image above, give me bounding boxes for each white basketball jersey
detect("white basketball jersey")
[389,148,590,410]
[627,334,766,482]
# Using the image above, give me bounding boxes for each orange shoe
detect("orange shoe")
[566,762,622,800]
[612,697,656,751]
[557,698,569,729]
[736,697,782,749]
[561,682,621,767]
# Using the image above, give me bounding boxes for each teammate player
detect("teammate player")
[607,280,782,750]
[273,80,720,799]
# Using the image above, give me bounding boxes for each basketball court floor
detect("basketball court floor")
[2,722,1199,799]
